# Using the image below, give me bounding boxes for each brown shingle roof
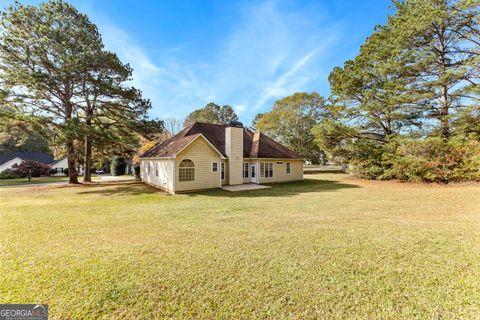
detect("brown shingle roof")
[140,122,303,159]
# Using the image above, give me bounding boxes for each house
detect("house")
[51,157,84,176]
[0,151,54,173]
[139,121,304,193]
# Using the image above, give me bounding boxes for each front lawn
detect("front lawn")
[0,176,69,186]
[0,175,103,187]
[1,174,479,319]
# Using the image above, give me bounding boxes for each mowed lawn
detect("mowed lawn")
[0,176,70,187]
[1,174,479,319]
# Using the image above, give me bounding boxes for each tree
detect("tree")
[254,92,328,163]
[110,156,127,176]
[389,0,479,138]
[313,0,480,181]
[77,49,162,182]
[0,0,104,184]
[251,113,265,131]
[0,107,51,154]
[11,160,51,181]
[184,102,238,126]
[163,117,183,136]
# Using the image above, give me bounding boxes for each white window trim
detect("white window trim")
[243,162,249,178]
[179,159,195,182]
[286,162,291,174]
[212,161,218,172]
[261,162,274,178]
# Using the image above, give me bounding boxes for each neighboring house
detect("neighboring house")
[0,151,54,173]
[51,157,84,176]
[139,122,304,193]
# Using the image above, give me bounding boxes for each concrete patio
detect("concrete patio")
[221,183,271,192]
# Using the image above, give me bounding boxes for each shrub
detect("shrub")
[382,137,480,183]
[11,160,51,180]
[0,169,20,179]
[134,165,141,181]
[349,137,480,183]
[110,156,127,176]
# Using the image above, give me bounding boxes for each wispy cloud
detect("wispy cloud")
[96,0,341,123]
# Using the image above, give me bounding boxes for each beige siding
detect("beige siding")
[175,137,221,192]
[257,159,303,184]
[225,127,243,185]
[140,158,175,192]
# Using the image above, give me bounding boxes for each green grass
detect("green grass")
[0,176,70,186]
[1,174,479,319]
[0,175,102,187]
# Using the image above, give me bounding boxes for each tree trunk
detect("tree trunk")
[83,136,92,182]
[64,100,79,184]
[83,98,94,182]
[440,84,450,139]
[66,137,79,184]
[437,23,450,139]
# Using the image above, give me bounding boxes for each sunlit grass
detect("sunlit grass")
[1,174,479,319]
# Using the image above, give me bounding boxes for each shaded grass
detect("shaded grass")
[0,176,101,187]
[0,174,479,319]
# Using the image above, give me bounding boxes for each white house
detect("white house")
[51,157,84,176]
[0,151,54,173]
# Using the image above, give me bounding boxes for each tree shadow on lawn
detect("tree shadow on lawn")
[189,177,360,198]
[75,181,163,197]
[73,178,359,198]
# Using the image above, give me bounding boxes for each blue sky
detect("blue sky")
[2,0,393,125]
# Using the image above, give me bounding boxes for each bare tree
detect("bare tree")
[163,117,183,137]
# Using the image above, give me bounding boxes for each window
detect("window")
[179,159,195,181]
[147,162,151,175]
[212,162,218,172]
[155,162,159,177]
[221,162,225,180]
[286,162,291,174]
[243,163,249,178]
[261,162,273,178]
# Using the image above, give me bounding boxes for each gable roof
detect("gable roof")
[0,151,54,166]
[141,122,303,159]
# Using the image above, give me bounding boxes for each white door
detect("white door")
[250,164,257,183]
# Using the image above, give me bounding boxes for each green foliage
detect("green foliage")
[381,137,480,183]
[184,102,238,126]
[110,156,127,176]
[317,0,480,181]
[0,1,162,183]
[255,92,328,163]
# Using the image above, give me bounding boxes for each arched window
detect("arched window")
[179,159,195,181]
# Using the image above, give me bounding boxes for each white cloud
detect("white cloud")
[95,0,341,123]
[234,104,247,114]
